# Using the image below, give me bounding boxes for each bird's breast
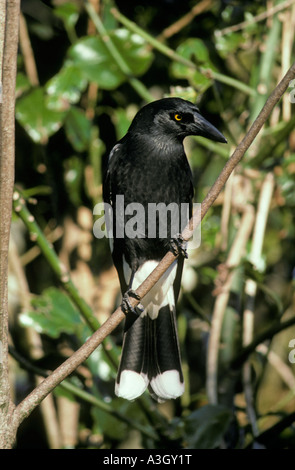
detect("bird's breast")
[123,150,192,206]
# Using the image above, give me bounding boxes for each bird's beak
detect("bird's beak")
[193,111,227,143]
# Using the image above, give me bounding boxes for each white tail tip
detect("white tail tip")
[115,370,148,401]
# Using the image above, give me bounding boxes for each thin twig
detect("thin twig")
[217,0,295,36]
[9,237,43,360]
[257,343,295,390]
[85,1,153,103]
[157,0,213,41]
[19,12,39,86]
[20,225,63,266]
[86,0,101,120]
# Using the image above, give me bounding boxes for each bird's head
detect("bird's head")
[128,97,227,144]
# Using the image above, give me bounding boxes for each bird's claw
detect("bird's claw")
[121,289,144,318]
[170,234,188,259]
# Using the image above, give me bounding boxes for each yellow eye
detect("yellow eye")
[174,113,182,121]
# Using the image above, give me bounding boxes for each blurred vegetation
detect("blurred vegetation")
[9,0,295,449]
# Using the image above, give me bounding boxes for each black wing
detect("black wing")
[103,140,130,294]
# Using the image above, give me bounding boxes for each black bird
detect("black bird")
[103,97,226,401]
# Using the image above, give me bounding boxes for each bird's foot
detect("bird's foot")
[170,234,188,259]
[121,289,144,318]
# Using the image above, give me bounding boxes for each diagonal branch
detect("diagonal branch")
[11,61,295,434]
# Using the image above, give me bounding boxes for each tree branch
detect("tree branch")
[85,1,153,103]
[11,61,295,436]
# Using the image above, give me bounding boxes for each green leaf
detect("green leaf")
[68,29,153,90]
[46,64,87,111]
[112,28,153,76]
[19,287,89,338]
[215,32,246,58]
[16,72,31,96]
[64,107,91,152]
[183,404,232,449]
[16,88,66,144]
[69,36,123,89]
[171,38,214,93]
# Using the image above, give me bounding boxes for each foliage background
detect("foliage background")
[9,0,295,448]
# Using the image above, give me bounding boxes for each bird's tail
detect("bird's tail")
[115,299,184,402]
